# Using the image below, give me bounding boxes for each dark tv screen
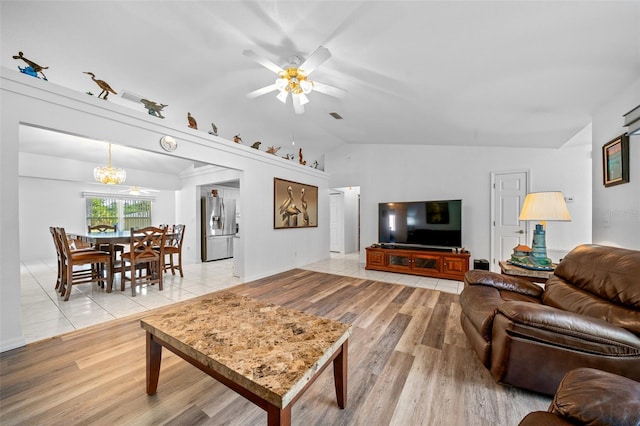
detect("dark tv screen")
[378,200,462,248]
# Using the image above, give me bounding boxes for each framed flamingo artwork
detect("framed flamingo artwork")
[274,178,318,229]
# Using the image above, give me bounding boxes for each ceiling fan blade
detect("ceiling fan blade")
[243,50,284,74]
[311,81,347,98]
[247,84,279,99]
[299,46,331,76]
[292,94,305,114]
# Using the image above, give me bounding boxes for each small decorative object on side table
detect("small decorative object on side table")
[499,260,554,284]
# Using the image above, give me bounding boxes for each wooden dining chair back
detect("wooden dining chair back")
[50,226,66,292]
[54,227,112,301]
[88,224,125,252]
[161,224,186,277]
[120,226,167,296]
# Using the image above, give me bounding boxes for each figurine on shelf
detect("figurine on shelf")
[298,148,306,165]
[312,160,319,169]
[13,51,48,80]
[208,123,218,136]
[250,141,261,149]
[187,112,198,129]
[83,72,117,100]
[12,51,48,80]
[266,146,281,155]
[140,99,167,118]
[282,153,294,160]
[233,134,242,144]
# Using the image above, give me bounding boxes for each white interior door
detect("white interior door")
[329,192,344,253]
[490,171,529,271]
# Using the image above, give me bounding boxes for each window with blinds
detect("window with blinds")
[85,196,152,230]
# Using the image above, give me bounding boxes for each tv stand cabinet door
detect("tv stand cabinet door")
[412,253,442,275]
[366,248,385,268]
[442,255,469,279]
[386,252,412,273]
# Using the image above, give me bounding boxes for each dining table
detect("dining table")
[74,231,133,280]
[73,229,175,282]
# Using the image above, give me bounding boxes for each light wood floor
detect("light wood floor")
[0,269,550,425]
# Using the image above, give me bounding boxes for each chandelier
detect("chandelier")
[94,143,126,185]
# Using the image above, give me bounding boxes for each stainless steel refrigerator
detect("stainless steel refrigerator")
[201,194,236,261]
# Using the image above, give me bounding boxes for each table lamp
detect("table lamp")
[517,191,571,270]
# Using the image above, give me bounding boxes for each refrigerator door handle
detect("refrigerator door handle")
[220,199,225,231]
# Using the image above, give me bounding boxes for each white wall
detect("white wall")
[591,76,640,249]
[1,68,329,351]
[325,143,592,264]
[18,176,177,261]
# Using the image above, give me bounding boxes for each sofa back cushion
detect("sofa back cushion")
[553,244,640,309]
[543,278,640,336]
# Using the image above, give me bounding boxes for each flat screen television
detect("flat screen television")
[378,199,462,248]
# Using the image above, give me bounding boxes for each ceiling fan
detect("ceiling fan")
[118,186,159,196]
[243,46,346,114]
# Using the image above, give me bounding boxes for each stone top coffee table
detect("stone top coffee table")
[140,291,352,426]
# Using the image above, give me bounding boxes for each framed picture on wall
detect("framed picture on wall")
[602,133,629,187]
[274,177,318,229]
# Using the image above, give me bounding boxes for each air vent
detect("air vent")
[329,112,343,120]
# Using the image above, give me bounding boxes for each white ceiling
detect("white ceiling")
[3,1,640,168]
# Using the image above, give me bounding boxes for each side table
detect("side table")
[498,260,555,284]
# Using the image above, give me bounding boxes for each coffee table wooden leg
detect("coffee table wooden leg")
[266,403,291,426]
[333,340,348,409]
[146,332,163,395]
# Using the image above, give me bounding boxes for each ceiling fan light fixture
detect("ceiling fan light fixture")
[94,143,126,185]
[297,93,310,106]
[275,77,288,91]
[276,90,289,103]
[300,80,313,94]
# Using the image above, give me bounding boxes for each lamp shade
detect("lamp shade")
[519,191,571,222]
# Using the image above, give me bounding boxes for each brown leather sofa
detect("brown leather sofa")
[519,368,640,425]
[460,244,640,395]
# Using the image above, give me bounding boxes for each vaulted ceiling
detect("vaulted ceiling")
[3,1,639,165]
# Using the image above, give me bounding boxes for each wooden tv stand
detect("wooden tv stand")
[366,245,470,281]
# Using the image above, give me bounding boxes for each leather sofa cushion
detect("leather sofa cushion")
[464,270,543,297]
[554,244,640,309]
[544,278,640,336]
[460,285,542,342]
[550,368,640,425]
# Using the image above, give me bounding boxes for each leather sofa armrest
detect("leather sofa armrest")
[464,270,543,298]
[497,302,640,349]
[550,368,640,425]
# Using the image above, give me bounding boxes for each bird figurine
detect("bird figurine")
[187,112,198,129]
[208,123,218,136]
[233,134,242,144]
[13,51,48,80]
[83,72,117,100]
[140,99,167,118]
[250,141,261,149]
[298,148,306,165]
[266,146,281,155]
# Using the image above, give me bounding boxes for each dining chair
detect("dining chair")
[50,227,100,294]
[54,227,112,301]
[159,224,185,277]
[120,226,167,296]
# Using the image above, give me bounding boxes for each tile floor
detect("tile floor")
[20,252,463,344]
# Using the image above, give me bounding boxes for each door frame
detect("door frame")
[490,169,530,272]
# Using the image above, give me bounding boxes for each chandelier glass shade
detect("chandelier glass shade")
[94,143,126,185]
